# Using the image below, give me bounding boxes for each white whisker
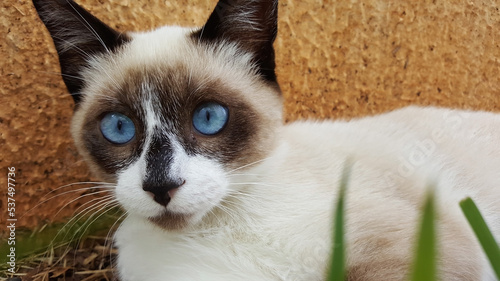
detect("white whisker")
[52,189,114,219]
[104,210,128,261]
[56,198,118,258]
[22,184,114,219]
[73,200,121,247]
[41,181,113,199]
[52,195,115,245]
[227,156,272,174]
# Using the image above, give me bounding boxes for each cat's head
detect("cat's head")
[33,0,282,230]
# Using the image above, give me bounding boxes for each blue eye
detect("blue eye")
[192,102,229,135]
[100,112,136,144]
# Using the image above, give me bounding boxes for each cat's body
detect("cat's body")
[116,106,500,281]
[32,0,500,280]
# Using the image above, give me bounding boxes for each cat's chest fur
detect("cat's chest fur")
[115,107,500,281]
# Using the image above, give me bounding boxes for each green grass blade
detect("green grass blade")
[409,189,436,281]
[459,197,500,279]
[327,162,352,281]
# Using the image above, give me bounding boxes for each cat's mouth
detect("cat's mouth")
[148,209,194,231]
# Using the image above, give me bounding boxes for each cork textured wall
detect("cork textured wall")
[1,0,499,235]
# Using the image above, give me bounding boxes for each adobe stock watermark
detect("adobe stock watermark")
[383,110,471,187]
[6,167,17,274]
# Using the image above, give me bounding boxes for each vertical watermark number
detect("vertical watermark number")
[7,167,16,274]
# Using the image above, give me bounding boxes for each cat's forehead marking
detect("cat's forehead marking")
[141,85,163,133]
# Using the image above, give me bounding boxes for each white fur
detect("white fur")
[115,106,500,281]
[167,141,229,220]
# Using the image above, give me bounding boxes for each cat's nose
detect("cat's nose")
[142,178,185,207]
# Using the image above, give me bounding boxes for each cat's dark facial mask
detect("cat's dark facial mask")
[33,0,282,229]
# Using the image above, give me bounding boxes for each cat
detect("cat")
[32,0,500,280]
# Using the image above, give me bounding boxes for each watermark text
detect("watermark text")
[7,167,16,274]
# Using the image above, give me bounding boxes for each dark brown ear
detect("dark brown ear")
[193,0,278,83]
[32,0,129,104]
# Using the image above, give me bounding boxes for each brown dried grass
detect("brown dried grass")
[4,236,116,281]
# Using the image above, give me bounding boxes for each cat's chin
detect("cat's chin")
[147,209,200,231]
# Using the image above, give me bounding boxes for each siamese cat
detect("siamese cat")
[32,0,500,280]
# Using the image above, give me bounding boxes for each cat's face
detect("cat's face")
[33,0,281,229]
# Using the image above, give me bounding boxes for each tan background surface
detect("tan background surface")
[1,0,499,235]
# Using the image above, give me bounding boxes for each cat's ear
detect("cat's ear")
[193,0,278,83]
[32,0,129,104]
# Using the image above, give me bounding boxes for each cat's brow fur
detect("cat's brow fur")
[32,0,500,280]
[71,26,282,179]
